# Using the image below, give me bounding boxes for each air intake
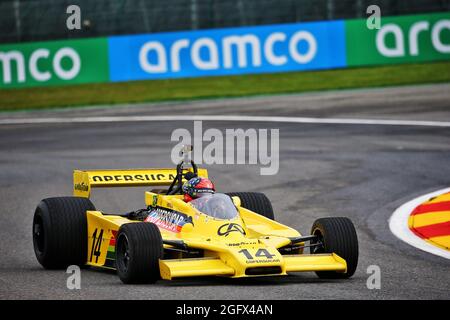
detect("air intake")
[245,266,282,275]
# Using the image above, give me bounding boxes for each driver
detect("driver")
[182,177,215,202]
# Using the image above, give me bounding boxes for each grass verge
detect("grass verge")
[1,61,449,111]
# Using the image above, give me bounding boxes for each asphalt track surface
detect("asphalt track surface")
[0,84,449,299]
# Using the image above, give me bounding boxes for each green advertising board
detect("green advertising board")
[0,38,109,89]
[346,12,450,66]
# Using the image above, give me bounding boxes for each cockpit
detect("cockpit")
[189,193,238,220]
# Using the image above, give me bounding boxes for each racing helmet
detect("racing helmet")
[182,177,215,202]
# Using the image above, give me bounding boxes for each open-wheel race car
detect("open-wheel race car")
[32,149,358,284]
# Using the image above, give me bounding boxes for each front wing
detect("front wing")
[159,254,346,279]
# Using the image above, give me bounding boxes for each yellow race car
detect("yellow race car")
[32,157,358,284]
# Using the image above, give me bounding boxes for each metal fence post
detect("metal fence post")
[356,0,364,18]
[327,0,334,20]
[140,0,151,33]
[14,0,22,42]
[191,0,199,29]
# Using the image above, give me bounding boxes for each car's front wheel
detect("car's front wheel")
[310,217,359,279]
[115,223,163,284]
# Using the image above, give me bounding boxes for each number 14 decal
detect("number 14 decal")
[90,228,103,263]
[238,248,275,260]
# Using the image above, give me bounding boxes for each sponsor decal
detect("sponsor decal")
[92,173,176,183]
[226,240,259,247]
[145,207,194,233]
[151,194,158,207]
[245,259,280,264]
[218,223,246,237]
[74,182,88,192]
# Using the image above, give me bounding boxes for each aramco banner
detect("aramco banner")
[107,20,347,81]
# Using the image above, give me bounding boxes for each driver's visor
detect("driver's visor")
[195,190,215,197]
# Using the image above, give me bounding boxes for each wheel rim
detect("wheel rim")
[117,234,130,273]
[33,215,45,254]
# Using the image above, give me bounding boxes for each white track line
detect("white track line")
[1,115,450,127]
[389,188,450,259]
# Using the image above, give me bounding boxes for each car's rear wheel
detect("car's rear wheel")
[226,192,274,220]
[310,217,358,279]
[115,223,163,284]
[32,197,95,269]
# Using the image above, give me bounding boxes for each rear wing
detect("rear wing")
[73,168,208,198]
